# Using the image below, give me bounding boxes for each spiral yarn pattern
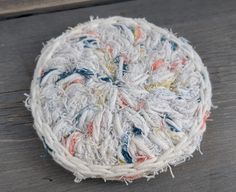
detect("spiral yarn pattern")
[26,16,212,182]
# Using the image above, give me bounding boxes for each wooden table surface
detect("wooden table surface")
[0,0,236,191]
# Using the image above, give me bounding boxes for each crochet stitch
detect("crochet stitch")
[25,16,212,183]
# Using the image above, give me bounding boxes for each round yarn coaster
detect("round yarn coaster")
[25,16,212,183]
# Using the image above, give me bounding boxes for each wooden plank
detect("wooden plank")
[0,0,236,191]
[0,0,129,20]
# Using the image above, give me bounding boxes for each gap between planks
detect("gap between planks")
[0,0,132,20]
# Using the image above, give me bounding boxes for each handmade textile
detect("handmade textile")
[25,16,212,182]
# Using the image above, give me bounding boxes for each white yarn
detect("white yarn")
[25,16,212,182]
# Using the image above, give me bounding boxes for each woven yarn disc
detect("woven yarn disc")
[26,16,212,182]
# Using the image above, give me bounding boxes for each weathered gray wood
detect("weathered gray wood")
[0,0,236,191]
[0,0,128,20]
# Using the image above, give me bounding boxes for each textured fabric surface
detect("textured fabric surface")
[25,16,212,183]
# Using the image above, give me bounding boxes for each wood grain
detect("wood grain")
[0,0,129,19]
[0,0,236,191]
